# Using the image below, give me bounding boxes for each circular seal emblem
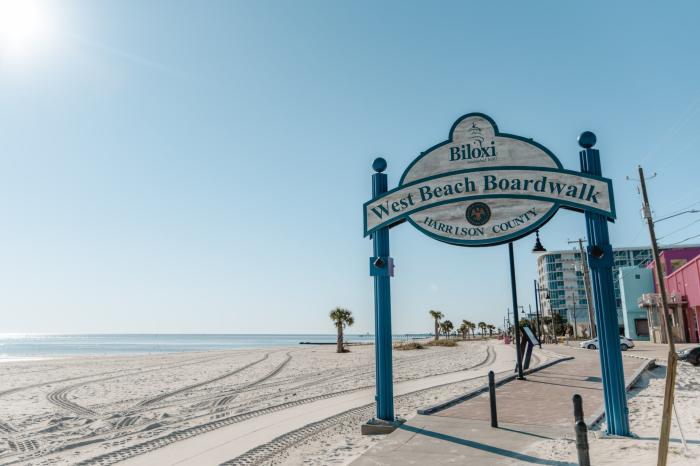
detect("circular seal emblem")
[465,202,491,226]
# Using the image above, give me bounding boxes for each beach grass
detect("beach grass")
[426,339,457,347]
[393,341,425,350]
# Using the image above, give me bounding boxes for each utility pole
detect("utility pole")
[506,309,511,337]
[637,166,676,466]
[569,238,596,338]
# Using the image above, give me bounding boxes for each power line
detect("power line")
[655,196,700,219]
[658,218,700,240]
[670,232,700,245]
[637,93,700,166]
[654,209,700,224]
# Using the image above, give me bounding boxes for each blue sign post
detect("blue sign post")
[369,157,395,422]
[579,131,630,436]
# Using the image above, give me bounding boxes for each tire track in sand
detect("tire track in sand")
[1,353,226,399]
[4,353,297,465]
[43,354,241,417]
[69,345,495,466]
[46,385,98,416]
[133,352,291,409]
[211,342,488,411]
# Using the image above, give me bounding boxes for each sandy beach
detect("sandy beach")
[0,339,524,465]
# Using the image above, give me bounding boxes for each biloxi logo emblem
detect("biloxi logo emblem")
[363,113,616,246]
[450,122,497,162]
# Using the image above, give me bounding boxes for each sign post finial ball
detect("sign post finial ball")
[373,157,387,173]
[578,131,597,149]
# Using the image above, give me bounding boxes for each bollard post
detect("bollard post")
[573,394,590,466]
[488,370,498,428]
[573,394,584,423]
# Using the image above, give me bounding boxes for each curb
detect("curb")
[417,354,574,415]
[559,343,655,362]
[587,357,657,428]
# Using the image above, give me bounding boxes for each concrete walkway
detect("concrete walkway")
[351,344,652,466]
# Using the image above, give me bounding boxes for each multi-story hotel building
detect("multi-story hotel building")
[536,247,654,333]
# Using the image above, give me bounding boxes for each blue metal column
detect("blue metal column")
[369,157,395,421]
[578,132,629,436]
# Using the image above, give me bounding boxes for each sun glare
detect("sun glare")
[0,0,53,61]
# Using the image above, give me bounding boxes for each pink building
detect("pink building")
[664,255,700,343]
[643,247,700,343]
[654,247,700,275]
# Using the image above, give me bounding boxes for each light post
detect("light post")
[533,281,549,346]
[532,230,547,346]
[505,310,512,338]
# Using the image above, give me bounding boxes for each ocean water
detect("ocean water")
[0,334,427,359]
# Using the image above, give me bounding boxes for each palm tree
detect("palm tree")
[487,324,495,337]
[461,320,474,340]
[429,310,444,340]
[329,307,354,353]
[478,321,487,337]
[552,313,563,337]
[440,320,454,338]
[459,320,469,340]
[468,321,476,338]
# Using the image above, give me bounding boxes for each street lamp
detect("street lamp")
[532,230,546,252]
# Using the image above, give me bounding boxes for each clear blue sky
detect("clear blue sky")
[1,0,699,334]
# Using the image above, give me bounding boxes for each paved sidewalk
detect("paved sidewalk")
[351,344,652,466]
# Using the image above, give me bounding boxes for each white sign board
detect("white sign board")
[363,113,615,246]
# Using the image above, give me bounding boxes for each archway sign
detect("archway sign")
[363,113,630,436]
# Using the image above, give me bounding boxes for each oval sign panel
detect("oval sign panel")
[363,113,615,246]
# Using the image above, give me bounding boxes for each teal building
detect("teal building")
[619,266,654,340]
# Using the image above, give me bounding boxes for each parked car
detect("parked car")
[580,337,635,351]
[677,346,700,366]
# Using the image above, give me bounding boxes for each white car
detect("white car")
[580,337,635,351]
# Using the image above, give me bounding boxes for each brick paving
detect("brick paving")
[352,344,652,466]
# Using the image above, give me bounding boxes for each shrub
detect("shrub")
[393,341,425,350]
[426,339,457,347]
